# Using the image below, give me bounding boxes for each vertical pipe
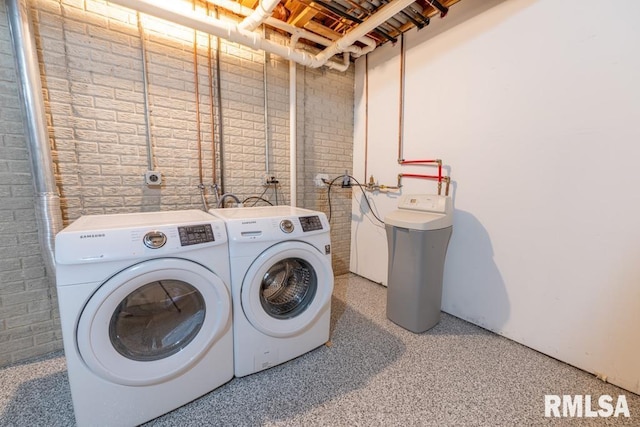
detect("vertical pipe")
[205,5,217,188]
[192,3,204,186]
[136,12,154,170]
[363,54,369,182]
[397,32,405,162]
[6,0,63,277]
[263,25,270,177]
[289,58,297,206]
[192,3,207,210]
[214,6,225,193]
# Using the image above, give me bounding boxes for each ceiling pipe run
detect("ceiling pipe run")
[206,0,376,58]
[109,0,403,70]
[238,0,280,32]
[6,0,63,278]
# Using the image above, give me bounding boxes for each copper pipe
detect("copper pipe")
[206,4,217,187]
[193,1,204,185]
[399,159,440,164]
[396,171,451,195]
[364,54,369,182]
[214,6,225,194]
[400,173,442,180]
[397,32,405,163]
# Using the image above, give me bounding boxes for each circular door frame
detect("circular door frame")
[76,258,230,386]
[241,240,333,338]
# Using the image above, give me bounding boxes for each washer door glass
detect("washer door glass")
[77,258,230,386]
[261,258,317,319]
[109,280,205,361]
[241,241,333,338]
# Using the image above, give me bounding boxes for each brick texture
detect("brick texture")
[0,0,354,367]
[0,0,61,367]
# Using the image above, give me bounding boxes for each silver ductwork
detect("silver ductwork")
[6,0,63,278]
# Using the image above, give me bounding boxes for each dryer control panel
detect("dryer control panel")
[55,210,227,265]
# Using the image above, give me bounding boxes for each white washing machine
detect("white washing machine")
[55,210,233,427]
[210,206,334,377]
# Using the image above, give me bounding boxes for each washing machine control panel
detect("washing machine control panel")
[299,215,324,232]
[178,224,215,246]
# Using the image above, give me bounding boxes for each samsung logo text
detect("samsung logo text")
[79,233,106,239]
[544,395,630,418]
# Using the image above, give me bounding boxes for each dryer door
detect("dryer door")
[76,258,230,386]
[241,240,333,338]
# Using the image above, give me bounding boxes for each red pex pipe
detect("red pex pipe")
[400,173,442,182]
[400,159,443,182]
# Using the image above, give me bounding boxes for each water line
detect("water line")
[364,54,369,182]
[193,13,204,185]
[397,32,405,163]
[206,4,217,188]
[214,6,225,194]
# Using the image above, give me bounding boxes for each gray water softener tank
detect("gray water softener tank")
[384,194,453,333]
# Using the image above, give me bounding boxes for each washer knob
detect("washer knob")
[143,231,167,248]
[280,219,294,233]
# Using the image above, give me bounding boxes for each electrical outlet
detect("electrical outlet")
[314,173,329,187]
[264,175,278,185]
[144,170,162,186]
[341,170,351,188]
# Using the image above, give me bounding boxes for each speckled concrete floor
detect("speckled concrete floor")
[1,274,638,426]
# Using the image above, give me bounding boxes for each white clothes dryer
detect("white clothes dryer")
[210,206,334,377]
[55,210,233,427]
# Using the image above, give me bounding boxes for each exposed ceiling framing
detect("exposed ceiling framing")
[109,0,462,70]
[236,0,461,46]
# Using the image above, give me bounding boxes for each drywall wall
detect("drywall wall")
[352,0,640,394]
[0,0,353,367]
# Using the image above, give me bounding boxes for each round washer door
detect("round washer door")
[241,240,333,338]
[76,258,230,386]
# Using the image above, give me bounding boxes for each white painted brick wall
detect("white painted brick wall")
[0,0,61,367]
[298,65,355,274]
[0,0,354,367]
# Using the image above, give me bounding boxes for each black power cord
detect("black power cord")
[247,185,270,207]
[242,196,273,206]
[325,174,385,225]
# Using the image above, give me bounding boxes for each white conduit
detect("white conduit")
[108,0,409,70]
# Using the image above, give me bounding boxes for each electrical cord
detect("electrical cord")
[249,185,270,207]
[243,196,273,206]
[325,174,385,225]
[326,175,342,222]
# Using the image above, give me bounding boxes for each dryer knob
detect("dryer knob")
[143,231,167,248]
[280,219,294,233]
